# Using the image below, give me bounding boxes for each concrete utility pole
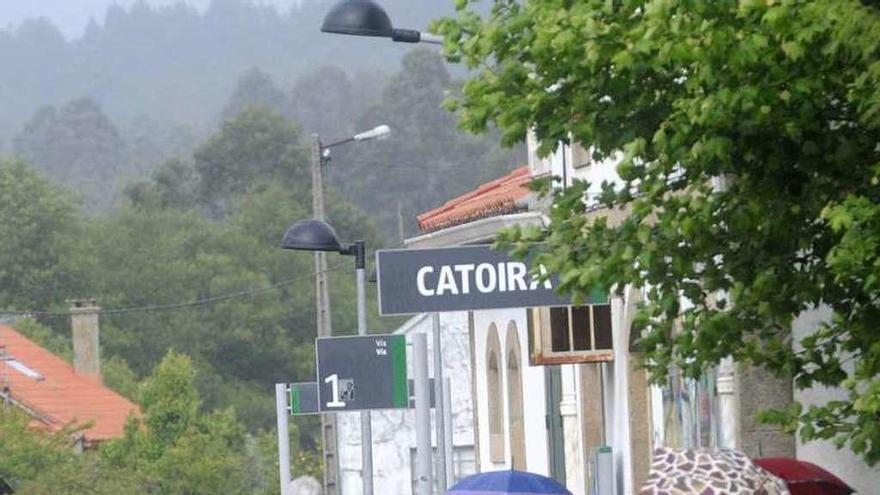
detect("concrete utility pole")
[311,133,340,495]
[397,200,406,245]
[432,313,448,493]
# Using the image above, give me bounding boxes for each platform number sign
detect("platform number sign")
[315,334,408,412]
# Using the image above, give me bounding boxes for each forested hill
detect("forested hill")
[0,0,454,151]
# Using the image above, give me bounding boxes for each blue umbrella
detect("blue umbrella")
[448,469,573,495]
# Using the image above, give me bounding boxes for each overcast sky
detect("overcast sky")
[0,1,297,38]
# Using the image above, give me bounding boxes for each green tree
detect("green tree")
[0,408,144,495]
[0,159,82,310]
[12,98,128,211]
[94,107,387,433]
[0,409,72,488]
[193,108,308,216]
[102,351,252,495]
[436,0,880,463]
[332,48,526,239]
[288,65,378,139]
[124,158,199,211]
[139,351,201,455]
[222,67,290,121]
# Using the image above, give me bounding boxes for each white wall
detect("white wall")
[792,308,880,495]
[472,308,550,475]
[529,133,623,196]
[338,312,474,495]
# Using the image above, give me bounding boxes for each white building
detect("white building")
[337,312,477,494]
[401,133,878,495]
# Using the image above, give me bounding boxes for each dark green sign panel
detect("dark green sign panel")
[288,382,320,416]
[376,246,606,315]
[315,334,408,412]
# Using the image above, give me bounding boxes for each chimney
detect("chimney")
[69,299,101,379]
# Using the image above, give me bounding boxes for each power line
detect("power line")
[0,264,347,319]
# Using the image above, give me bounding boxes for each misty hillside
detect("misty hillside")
[0,0,457,152]
[0,0,524,236]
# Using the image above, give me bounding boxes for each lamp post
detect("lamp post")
[281,219,374,495]
[308,124,389,495]
[321,2,451,488]
[321,0,443,44]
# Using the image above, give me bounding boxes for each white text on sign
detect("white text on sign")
[415,262,552,297]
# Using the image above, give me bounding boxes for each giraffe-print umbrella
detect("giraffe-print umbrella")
[639,447,790,495]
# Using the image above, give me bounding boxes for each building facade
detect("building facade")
[403,133,877,495]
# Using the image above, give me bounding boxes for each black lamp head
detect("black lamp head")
[281,219,343,252]
[321,0,393,38]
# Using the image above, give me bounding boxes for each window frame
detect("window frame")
[527,305,614,365]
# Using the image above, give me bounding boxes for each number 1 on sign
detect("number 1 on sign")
[324,374,346,408]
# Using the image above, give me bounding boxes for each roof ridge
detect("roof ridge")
[417,166,529,223]
[416,166,532,233]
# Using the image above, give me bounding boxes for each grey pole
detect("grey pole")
[443,378,454,487]
[311,133,340,495]
[432,313,448,493]
[413,333,433,495]
[354,241,374,495]
[275,384,292,495]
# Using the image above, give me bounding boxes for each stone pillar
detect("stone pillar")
[627,354,653,492]
[579,364,605,492]
[736,364,795,458]
[716,357,739,450]
[70,300,101,378]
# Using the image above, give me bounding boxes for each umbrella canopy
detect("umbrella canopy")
[448,469,572,495]
[753,458,854,495]
[640,447,790,495]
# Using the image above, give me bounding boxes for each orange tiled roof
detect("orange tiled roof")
[417,166,531,233]
[0,325,139,443]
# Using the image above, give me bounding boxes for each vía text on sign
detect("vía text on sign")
[416,261,552,297]
[375,339,387,356]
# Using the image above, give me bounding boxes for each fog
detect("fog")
[0,0,297,38]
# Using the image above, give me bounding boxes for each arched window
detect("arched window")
[486,324,505,463]
[506,322,527,470]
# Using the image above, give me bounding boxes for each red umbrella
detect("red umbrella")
[753,458,854,495]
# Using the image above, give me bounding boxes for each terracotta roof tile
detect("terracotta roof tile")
[0,325,140,442]
[417,166,531,233]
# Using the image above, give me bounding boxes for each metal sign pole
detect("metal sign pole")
[413,333,433,495]
[443,377,454,487]
[354,241,374,495]
[275,384,292,495]
[432,313,448,494]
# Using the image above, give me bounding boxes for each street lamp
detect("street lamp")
[321,0,443,44]
[281,219,373,495]
[320,6,448,494]
[309,124,388,352]
[321,124,391,161]
[310,124,389,495]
